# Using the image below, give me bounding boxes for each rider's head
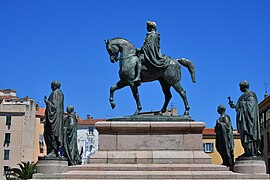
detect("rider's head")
[146,21,157,32]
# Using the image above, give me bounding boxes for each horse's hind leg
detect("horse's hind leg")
[130,84,142,115]
[109,80,127,109]
[172,82,190,116]
[159,79,172,114]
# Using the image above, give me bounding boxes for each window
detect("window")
[3,166,11,176]
[4,150,10,160]
[268,158,270,174]
[4,133,11,147]
[89,127,94,135]
[6,116,11,129]
[40,118,45,123]
[267,132,270,153]
[261,135,264,154]
[203,143,214,153]
[264,112,267,128]
[39,134,44,152]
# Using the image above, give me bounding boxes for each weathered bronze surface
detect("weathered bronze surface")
[229,80,261,157]
[44,80,64,158]
[214,105,234,168]
[63,106,82,166]
[105,21,195,116]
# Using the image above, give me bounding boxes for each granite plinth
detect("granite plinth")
[108,115,194,122]
[90,120,208,165]
[234,156,268,174]
[34,158,68,175]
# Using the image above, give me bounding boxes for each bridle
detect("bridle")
[107,42,136,61]
[115,53,136,60]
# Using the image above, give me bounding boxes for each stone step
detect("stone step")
[34,170,269,179]
[90,150,212,164]
[68,163,229,172]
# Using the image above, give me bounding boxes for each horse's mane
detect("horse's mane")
[110,37,135,49]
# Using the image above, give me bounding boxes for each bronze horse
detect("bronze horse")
[105,37,195,116]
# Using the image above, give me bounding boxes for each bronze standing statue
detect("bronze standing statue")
[214,105,234,169]
[105,21,195,116]
[63,106,82,165]
[228,80,261,157]
[44,80,64,157]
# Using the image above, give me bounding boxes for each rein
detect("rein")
[115,53,136,60]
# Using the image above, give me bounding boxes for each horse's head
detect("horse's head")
[105,39,119,63]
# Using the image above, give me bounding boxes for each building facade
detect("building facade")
[34,107,47,160]
[259,95,270,173]
[202,128,244,165]
[77,117,105,164]
[0,90,37,179]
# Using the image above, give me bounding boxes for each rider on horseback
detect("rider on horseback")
[133,21,169,82]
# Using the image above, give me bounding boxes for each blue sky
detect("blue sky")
[0,1,269,128]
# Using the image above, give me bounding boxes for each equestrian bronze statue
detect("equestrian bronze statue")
[105,20,195,116]
[105,37,195,116]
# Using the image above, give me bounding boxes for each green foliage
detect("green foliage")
[10,161,37,180]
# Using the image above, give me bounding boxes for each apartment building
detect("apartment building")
[0,89,36,179]
[77,116,106,164]
[259,94,270,173]
[34,107,47,160]
[202,128,244,165]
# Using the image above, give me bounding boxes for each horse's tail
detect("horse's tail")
[177,58,196,83]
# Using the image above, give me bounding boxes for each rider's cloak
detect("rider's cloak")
[141,31,169,68]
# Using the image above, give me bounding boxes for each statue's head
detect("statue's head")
[147,21,157,31]
[217,104,226,114]
[239,80,249,92]
[66,105,74,114]
[51,80,61,90]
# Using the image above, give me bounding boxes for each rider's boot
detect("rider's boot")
[133,60,142,82]
[133,76,141,82]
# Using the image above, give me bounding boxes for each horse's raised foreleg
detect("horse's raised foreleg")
[109,80,128,109]
[172,82,190,116]
[130,84,142,115]
[159,80,172,114]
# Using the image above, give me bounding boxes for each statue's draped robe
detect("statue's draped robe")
[44,89,64,154]
[236,90,261,156]
[215,114,234,166]
[141,31,169,68]
[63,113,82,166]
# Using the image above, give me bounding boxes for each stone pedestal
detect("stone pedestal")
[234,156,267,174]
[33,115,270,179]
[89,116,211,164]
[33,157,68,178]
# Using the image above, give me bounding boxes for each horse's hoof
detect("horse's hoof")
[110,102,116,109]
[134,109,141,115]
[183,110,189,116]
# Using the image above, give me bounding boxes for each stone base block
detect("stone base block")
[89,150,212,164]
[97,121,205,151]
[233,156,267,174]
[35,158,68,174]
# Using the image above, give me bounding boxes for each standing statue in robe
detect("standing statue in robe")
[228,80,261,157]
[44,80,64,157]
[214,105,234,169]
[63,106,82,165]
